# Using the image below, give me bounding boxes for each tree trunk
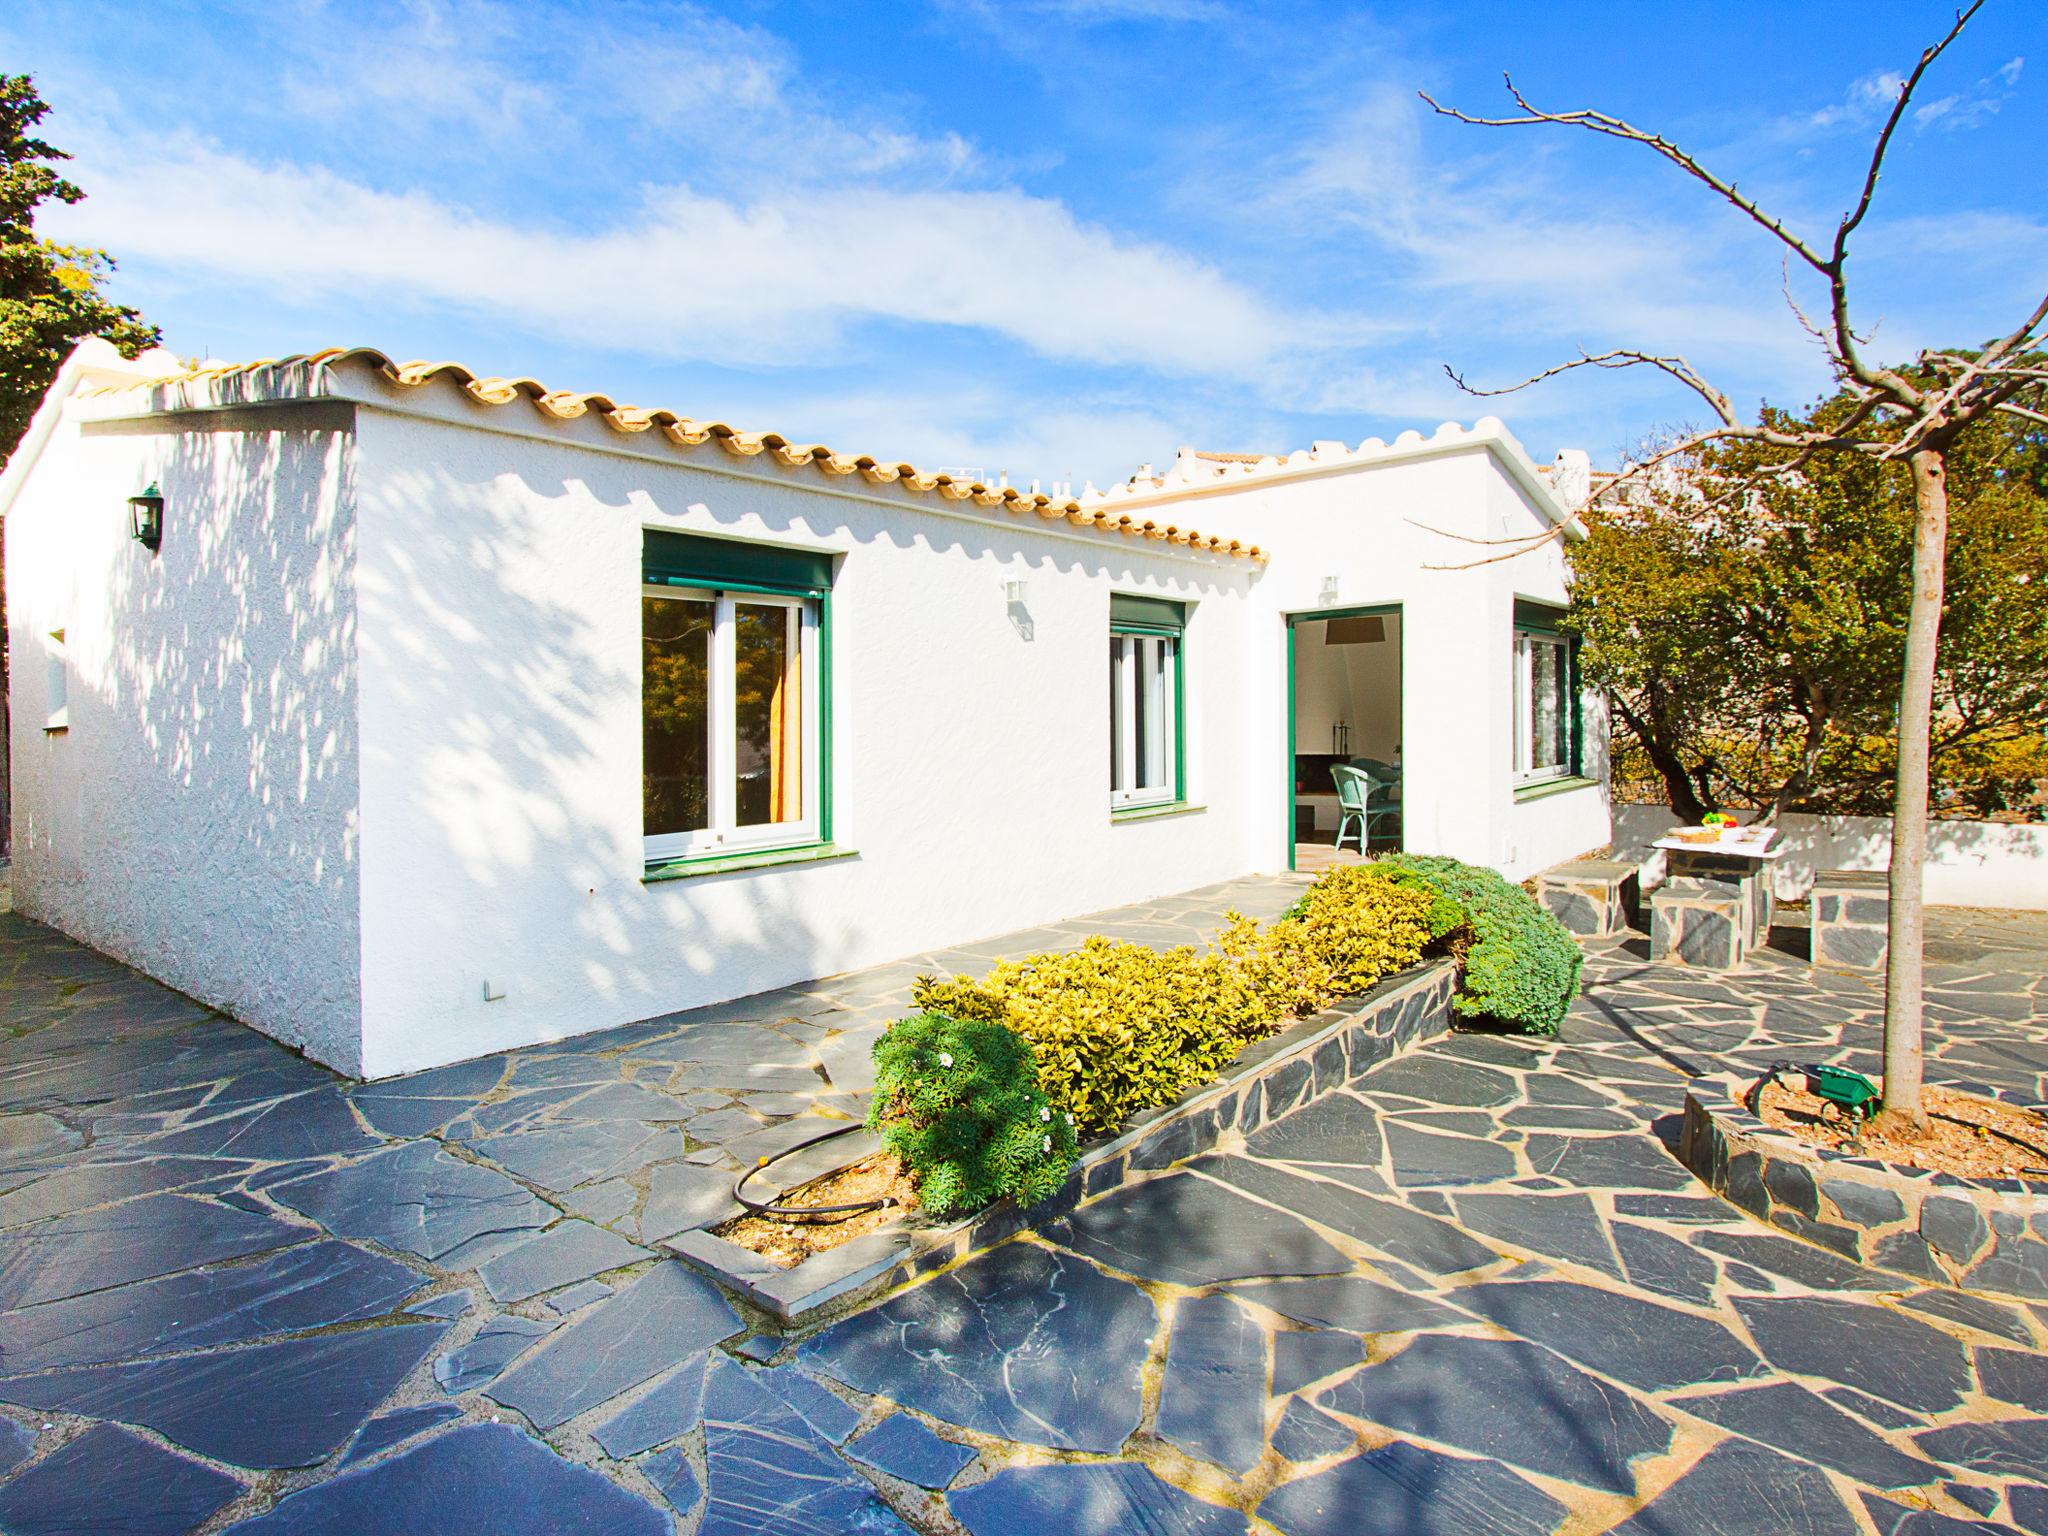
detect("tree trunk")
[1768,686,1831,823]
[1615,688,1707,822]
[1878,445,1950,1132]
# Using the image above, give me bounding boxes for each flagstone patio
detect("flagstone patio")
[0,883,2043,1533]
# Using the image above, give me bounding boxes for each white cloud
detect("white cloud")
[1802,55,2022,137]
[45,135,1291,377]
[1807,70,1905,130]
[1251,86,1811,370]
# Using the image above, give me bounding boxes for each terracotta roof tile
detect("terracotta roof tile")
[90,348,1267,562]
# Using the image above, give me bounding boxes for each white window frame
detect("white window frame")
[643,585,821,863]
[1513,627,1574,784]
[1110,630,1179,809]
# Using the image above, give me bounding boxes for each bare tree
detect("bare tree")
[1422,0,2046,1131]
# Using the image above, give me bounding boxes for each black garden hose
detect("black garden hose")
[731,1121,897,1224]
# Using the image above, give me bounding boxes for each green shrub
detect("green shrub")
[865,1013,1077,1218]
[1372,854,1582,1034]
[915,870,1434,1137]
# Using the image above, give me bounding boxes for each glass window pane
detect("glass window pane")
[1109,637,1124,791]
[1548,641,1571,765]
[1134,639,1154,788]
[734,602,799,827]
[1162,637,1178,787]
[1531,638,1562,770]
[643,595,713,835]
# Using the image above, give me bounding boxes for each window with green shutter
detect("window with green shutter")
[1110,596,1186,809]
[642,532,834,865]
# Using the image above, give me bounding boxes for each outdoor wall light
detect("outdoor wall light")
[1319,574,1341,604]
[1004,577,1028,605]
[128,484,164,552]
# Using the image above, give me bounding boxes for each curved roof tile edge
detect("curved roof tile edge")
[78,346,1268,563]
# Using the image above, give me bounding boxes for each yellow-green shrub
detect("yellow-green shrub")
[1280,864,1439,989]
[913,869,1434,1136]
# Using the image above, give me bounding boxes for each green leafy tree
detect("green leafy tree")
[1427,2,2047,1131]
[1,72,159,467]
[1571,397,2048,822]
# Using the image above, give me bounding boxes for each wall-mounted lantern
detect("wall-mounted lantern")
[128,484,164,552]
[1319,574,1341,605]
[1003,577,1029,606]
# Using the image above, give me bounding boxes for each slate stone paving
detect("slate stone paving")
[0,884,2044,1531]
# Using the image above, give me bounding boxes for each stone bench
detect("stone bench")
[1535,858,1640,939]
[1651,877,1748,969]
[1811,869,1888,971]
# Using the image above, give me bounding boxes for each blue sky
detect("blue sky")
[8,0,2044,485]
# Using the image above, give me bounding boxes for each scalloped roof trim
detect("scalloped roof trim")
[83,347,1267,562]
[1092,418,1579,532]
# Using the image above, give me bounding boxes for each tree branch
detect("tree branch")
[1418,79,1834,275]
[1824,1,1984,398]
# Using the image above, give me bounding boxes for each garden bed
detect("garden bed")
[1679,1075,2048,1299]
[715,1152,920,1268]
[666,957,1459,1325]
[1754,1080,2048,1182]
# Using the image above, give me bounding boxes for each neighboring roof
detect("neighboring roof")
[42,343,1266,562]
[1092,421,1591,539]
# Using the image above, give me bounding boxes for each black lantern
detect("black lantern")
[128,484,164,552]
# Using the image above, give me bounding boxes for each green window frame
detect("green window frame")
[1110,596,1187,810]
[1511,598,1582,784]
[642,531,835,871]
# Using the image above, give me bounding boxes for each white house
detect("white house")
[1,341,1606,1078]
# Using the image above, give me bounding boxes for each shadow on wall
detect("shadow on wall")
[343,438,1256,1068]
[356,448,894,1065]
[48,415,364,1064]
[64,418,900,1074]
[1610,803,2046,910]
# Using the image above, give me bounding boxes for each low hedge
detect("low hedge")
[898,855,1581,1167]
[914,868,1434,1136]
[1372,853,1582,1035]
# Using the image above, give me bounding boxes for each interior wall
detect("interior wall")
[1292,612,1401,761]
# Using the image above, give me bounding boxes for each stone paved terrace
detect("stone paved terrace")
[0,882,2043,1533]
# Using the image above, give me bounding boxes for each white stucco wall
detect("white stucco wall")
[3,349,1613,1078]
[1486,459,1612,876]
[5,398,362,1068]
[350,397,1264,1076]
[1104,432,1610,881]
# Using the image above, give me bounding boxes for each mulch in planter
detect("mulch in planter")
[714,1153,921,1269]
[1755,1080,2048,1182]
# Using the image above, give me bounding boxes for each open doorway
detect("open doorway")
[1288,607,1402,872]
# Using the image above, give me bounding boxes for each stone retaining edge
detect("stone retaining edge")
[1678,1075,2048,1300]
[666,957,1461,1326]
